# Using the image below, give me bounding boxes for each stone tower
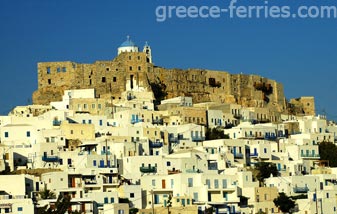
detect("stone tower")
[143,42,152,64]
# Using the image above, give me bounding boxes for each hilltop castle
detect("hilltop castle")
[32,37,314,116]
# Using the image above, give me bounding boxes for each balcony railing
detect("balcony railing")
[169,137,178,142]
[168,169,181,175]
[185,169,202,173]
[192,137,205,142]
[301,154,320,159]
[250,152,258,157]
[293,186,309,193]
[131,119,144,124]
[101,151,112,155]
[150,141,163,148]
[140,166,156,173]
[234,153,244,159]
[42,155,59,162]
[84,180,97,185]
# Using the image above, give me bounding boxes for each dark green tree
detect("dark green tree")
[255,162,278,185]
[273,192,296,213]
[37,194,72,214]
[205,128,229,140]
[39,189,56,200]
[319,141,337,167]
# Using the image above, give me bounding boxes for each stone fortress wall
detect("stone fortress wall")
[32,37,311,116]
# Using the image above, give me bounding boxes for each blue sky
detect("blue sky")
[0,0,336,118]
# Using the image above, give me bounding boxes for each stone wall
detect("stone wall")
[33,52,290,114]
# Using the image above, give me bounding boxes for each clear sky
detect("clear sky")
[0,0,336,118]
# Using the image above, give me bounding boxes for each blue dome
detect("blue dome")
[120,36,137,47]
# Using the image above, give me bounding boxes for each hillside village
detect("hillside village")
[1,38,337,214]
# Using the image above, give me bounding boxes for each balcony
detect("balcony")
[169,137,178,143]
[84,180,97,185]
[168,169,181,175]
[150,141,163,148]
[42,155,59,162]
[293,186,309,193]
[140,166,156,173]
[301,153,320,159]
[152,119,163,125]
[234,153,244,159]
[101,150,112,155]
[192,136,205,142]
[185,169,202,173]
[131,118,144,124]
[250,152,258,157]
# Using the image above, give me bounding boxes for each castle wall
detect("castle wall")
[33,52,288,114]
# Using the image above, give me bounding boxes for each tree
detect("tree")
[167,194,172,214]
[37,194,72,214]
[273,192,296,213]
[39,189,56,200]
[255,162,278,185]
[205,128,229,140]
[319,141,337,167]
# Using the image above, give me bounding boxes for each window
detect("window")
[138,66,141,71]
[118,210,124,214]
[82,120,86,124]
[113,77,117,82]
[188,178,193,187]
[104,197,108,204]
[214,179,219,188]
[98,104,102,109]
[167,161,171,166]
[62,67,66,72]
[171,179,174,188]
[193,192,198,201]
[4,132,8,138]
[206,179,210,188]
[102,77,106,83]
[152,179,156,187]
[48,79,51,84]
[18,207,23,211]
[130,193,135,198]
[99,120,103,126]
[264,148,267,153]
[57,67,61,72]
[84,104,87,109]
[70,130,73,134]
[93,160,97,166]
[110,197,115,203]
[223,192,228,200]
[47,67,51,74]
[129,66,132,71]
[88,120,92,124]
[92,104,95,109]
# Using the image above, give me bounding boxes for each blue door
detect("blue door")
[99,160,104,168]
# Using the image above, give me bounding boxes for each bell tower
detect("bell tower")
[143,42,152,64]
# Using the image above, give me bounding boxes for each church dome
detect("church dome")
[120,36,136,47]
[117,36,139,55]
